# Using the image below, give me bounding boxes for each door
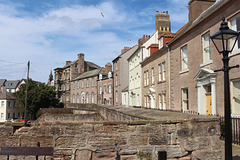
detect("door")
[233,80,240,114]
[206,93,212,115]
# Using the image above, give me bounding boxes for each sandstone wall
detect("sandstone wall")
[0,118,221,160]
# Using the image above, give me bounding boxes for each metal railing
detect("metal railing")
[220,116,240,145]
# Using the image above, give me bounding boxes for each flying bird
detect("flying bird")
[101,12,104,17]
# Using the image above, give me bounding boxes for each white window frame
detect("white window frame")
[163,93,166,110]
[159,64,162,82]
[181,45,188,70]
[72,94,75,103]
[100,86,102,94]
[202,32,211,63]
[182,88,189,111]
[104,85,107,94]
[162,62,166,81]
[229,13,240,52]
[86,93,89,103]
[159,94,162,109]
[116,91,118,103]
[109,84,111,93]
[91,92,94,103]
[146,70,149,86]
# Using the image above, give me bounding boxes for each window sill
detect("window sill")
[229,49,240,58]
[157,80,166,84]
[200,60,212,67]
[179,69,189,74]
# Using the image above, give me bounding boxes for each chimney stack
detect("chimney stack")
[155,11,171,36]
[188,0,216,22]
[78,53,85,75]
[105,63,112,73]
[121,47,131,54]
[138,35,151,47]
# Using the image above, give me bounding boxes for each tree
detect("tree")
[14,79,59,119]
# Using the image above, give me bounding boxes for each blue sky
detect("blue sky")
[0,0,190,83]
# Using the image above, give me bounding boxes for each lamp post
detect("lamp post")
[210,17,240,160]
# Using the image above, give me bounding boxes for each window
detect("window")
[109,98,111,105]
[13,101,16,107]
[8,113,10,119]
[152,68,154,84]
[182,88,189,111]
[18,113,20,117]
[82,80,84,88]
[8,101,10,107]
[229,14,240,51]
[104,85,106,94]
[87,79,89,88]
[13,113,15,118]
[77,94,79,103]
[144,96,147,107]
[181,45,188,70]
[59,85,62,91]
[91,92,94,103]
[162,62,166,81]
[159,94,162,109]
[72,94,75,103]
[144,72,146,86]
[73,82,75,90]
[116,91,118,103]
[146,70,149,86]
[77,81,80,89]
[92,78,94,87]
[100,86,102,94]
[108,84,111,93]
[163,93,166,110]
[159,64,162,81]
[116,75,118,86]
[0,113,4,120]
[75,63,78,68]
[202,32,211,63]
[81,92,84,103]
[116,62,118,71]
[86,93,89,103]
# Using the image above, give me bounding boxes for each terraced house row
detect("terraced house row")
[54,0,240,116]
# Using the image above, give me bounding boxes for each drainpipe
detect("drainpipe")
[167,44,171,110]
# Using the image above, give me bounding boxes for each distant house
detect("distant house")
[0,85,22,122]
[97,63,113,105]
[5,80,20,93]
[70,68,102,104]
[112,45,138,106]
[54,53,100,103]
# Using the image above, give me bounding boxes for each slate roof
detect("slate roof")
[72,68,102,81]
[0,91,16,100]
[85,61,101,69]
[5,80,20,89]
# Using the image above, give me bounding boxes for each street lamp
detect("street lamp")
[210,17,240,160]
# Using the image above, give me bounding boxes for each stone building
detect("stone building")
[97,63,113,105]
[142,33,175,109]
[54,53,100,103]
[70,68,102,104]
[112,45,138,106]
[168,0,240,116]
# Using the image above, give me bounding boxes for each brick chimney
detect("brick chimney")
[138,35,151,47]
[155,11,171,36]
[121,47,131,54]
[78,53,85,75]
[105,63,112,73]
[66,61,71,65]
[188,0,216,22]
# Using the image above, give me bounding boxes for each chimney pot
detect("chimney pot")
[166,11,168,14]
[156,11,159,14]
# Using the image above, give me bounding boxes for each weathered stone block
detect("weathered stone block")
[192,149,221,160]
[92,149,116,159]
[88,135,126,148]
[128,135,148,146]
[94,126,113,134]
[55,136,86,148]
[75,149,92,160]
[0,126,13,136]
[64,125,93,135]
[20,136,53,147]
[149,134,168,145]
[180,137,211,151]
[0,136,19,147]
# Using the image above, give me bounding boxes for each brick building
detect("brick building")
[168,0,240,116]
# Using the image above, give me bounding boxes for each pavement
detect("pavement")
[221,141,240,159]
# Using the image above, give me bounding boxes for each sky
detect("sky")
[0,0,191,83]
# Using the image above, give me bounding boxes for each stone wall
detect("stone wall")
[0,105,221,160]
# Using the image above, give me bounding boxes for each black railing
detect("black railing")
[220,116,240,145]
